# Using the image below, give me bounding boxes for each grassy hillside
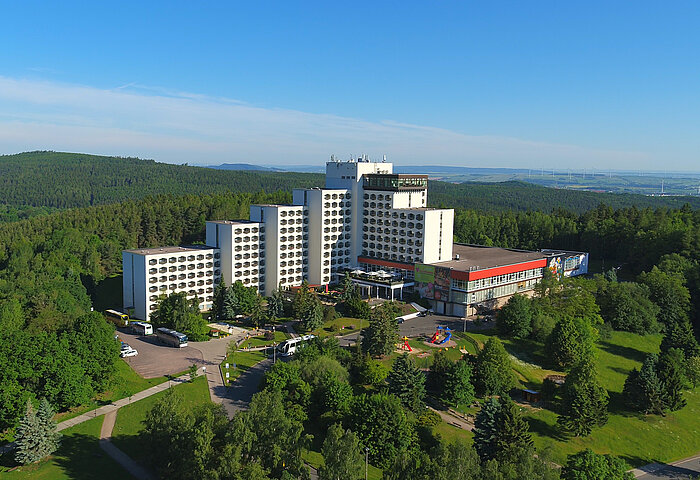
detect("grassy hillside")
[0,151,324,208]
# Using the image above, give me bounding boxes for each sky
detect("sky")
[1,1,699,170]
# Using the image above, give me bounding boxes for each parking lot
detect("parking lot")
[116,329,207,378]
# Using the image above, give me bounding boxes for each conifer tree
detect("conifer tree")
[211,279,227,321]
[387,353,426,413]
[474,338,516,396]
[657,349,687,412]
[623,353,667,415]
[494,396,533,463]
[221,285,237,320]
[15,399,60,465]
[267,286,285,318]
[473,397,501,461]
[558,357,609,436]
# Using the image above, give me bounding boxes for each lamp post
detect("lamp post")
[365,447,369,480]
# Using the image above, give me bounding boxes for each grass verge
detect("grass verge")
[110,376,211,467]
[0,417,133,480]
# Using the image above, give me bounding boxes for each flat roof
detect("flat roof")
[430,244,545,271]
[206,220,258,225]
[124,245,215,256]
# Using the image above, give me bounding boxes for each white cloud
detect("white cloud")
[0,76,648,168]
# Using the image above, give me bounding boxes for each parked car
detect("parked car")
[120,347,138,358]
[120,342,131,352]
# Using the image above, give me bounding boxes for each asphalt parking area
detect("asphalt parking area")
[116,329,205,378]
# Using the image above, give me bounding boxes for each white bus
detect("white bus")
[277,334,316,357]
[131,322,153,336]
[156,327,188,348]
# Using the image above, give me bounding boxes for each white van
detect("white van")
[131,322,153,336]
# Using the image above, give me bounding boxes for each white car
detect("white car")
[120,347,138,358]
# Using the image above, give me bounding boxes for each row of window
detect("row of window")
[147,253,217,265]
[324,201,351,208]
[234,236,262,243]
[232,226,262,235]
[148,262,217,274]
[450,268,544,291]
[323,193,350,200]
[149,271,215,283]
[361,251,422,263]
[279,218,306,225]
[324,209,351,217]
[234,253,260,260]
[279,210,304,217]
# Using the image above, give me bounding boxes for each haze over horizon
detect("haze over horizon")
[1,1,699,171]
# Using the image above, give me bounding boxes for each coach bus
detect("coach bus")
[156,327,188,348]
[104,309,130,327]
[277,334,316,357]
[130,322,153,336]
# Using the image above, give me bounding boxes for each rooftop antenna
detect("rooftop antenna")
[382,154,387,163]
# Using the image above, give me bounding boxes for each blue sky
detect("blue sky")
[1,1,699,170]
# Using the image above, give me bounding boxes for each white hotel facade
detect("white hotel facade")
[123,158,454,321]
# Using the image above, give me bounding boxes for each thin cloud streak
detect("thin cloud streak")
[0,76,649,168]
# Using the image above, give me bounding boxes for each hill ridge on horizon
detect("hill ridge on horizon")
[1,151,699,214]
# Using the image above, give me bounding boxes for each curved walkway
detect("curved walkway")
[99,410,154,480]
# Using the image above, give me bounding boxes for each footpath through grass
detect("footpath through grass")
[53,359,169,423]
[0,417,134,480]
[110,376,211,467]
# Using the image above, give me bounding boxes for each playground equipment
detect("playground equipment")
[430,326,453,345]
[399,336,412,352]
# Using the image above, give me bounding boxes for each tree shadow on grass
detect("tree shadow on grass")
[52,433,132,480]
[599,341,648,363]
[524,416,568,441]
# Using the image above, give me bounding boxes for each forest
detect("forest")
[2,151,700,213]
[0,154,699,445]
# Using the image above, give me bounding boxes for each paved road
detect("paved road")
[337,313,494,347]
[632,454,700,479]
[220,358,273,417]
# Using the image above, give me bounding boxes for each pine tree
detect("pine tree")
[657,349,687,412]
[338,272,357,303]
[474,338,516,396]
[36,398,60,456]
[387,353,426,413]
[267,287,285,318]
[301,297,324,332]
[558,358,609,436]
[361,304,399,357]
[211,279,227,321]
[623,353,667,415]
[15,399,60,465]
[221,285,237,320]
[473,397,501,462]
[494,396,533,463]
[319,423,364,480]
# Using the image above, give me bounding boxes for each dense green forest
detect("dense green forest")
[0,151,323,208]
[2,151,699,213]
[429,180,700,213]
[1,153,700,437]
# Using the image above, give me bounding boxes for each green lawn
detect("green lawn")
[0,417,134,480]
[110,376,211,467]
[460,328,700,467]
[239,330,290,348]
[54,359,169,423]
[220,350,267,384]
[314,317,368,338]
